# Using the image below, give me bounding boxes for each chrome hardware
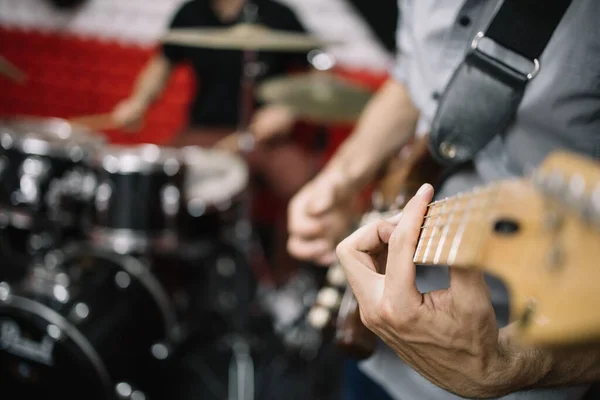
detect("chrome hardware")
[150,342,170,360]
[307,306,331,329]
[161,184,180,216]
[519,300,536,327]
[439,141,457,159]
[114,271,131,289]
[471,31,540,80]
[547,247,564,270]
[543,210,564,231]
[217,257,236,277]
[70,302,90,322]
[0,282,11,301]
[316,287,341,309]
[46,324,62,340]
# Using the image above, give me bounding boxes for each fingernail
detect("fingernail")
[416,183,433,198]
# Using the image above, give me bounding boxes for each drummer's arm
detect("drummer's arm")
[111,55,173,129]
[319,79,419,192]
[125,54,173,110]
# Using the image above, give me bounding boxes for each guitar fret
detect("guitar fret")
[414,206,432,262]
[422,198,446,263]
[448,192,476,265]
[433,195,461,264]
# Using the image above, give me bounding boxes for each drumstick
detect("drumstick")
[214,131,256,153]
[69,113,143,132]
[69,113,117,131]
[0,55,27,84]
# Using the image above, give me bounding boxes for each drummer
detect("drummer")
[111,0,319,277]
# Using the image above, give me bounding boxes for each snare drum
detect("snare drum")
[177,146,250,255]
[0,248,177,399]
[87,144,187,254]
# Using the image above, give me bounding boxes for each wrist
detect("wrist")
[486,326,553,395]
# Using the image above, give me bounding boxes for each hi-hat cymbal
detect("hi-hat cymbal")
[162,23,336,51]
[0,55,27,84]
[257,73,373,123]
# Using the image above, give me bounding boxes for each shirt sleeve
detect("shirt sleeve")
[391,0,412,84]
[161,1,194,64]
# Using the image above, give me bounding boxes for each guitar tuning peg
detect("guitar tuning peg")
[589,185,600,223]
[566,174,586,204]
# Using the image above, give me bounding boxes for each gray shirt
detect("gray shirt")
[360,0,599,398]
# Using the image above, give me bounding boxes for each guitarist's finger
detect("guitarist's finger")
[336,223,388,309]
[384,184,433,305]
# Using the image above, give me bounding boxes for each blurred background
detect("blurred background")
[0,1,400,399]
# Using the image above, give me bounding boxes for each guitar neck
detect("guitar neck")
[412,183,501,267]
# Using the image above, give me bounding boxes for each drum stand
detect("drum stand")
[221,3,261,400]
[235,2,260,153]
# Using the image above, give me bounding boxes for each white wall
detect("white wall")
[0,0,392,71]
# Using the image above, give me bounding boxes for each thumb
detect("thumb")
[307,184,336,214]
[307,171,350,215]
[449,267,491,304]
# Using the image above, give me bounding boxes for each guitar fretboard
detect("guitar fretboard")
[413,184,501,266]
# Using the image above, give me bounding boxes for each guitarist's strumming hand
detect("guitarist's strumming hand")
[336,183,524,399]
[288,170,357,266]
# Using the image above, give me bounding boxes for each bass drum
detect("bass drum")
[0,248,178,400]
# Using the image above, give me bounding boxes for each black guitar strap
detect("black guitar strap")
[429,0,573,165]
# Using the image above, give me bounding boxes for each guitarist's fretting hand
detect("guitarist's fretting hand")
[288,170,356,265]
[336,183,523,399]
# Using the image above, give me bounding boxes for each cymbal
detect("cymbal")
[257,73,373,123]
[0,55,27,84]
[162,23,335,51]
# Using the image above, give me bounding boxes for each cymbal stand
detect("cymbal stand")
[227,5,260,395]
[236,2,260,153]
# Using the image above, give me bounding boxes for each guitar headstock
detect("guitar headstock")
[472,151,600,346]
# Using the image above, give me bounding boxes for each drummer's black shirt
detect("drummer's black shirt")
[162,0,309,128]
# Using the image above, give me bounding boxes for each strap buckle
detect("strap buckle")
[471,31,540,81]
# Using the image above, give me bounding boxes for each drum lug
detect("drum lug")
[0,281,11,301]
[150,341,171,361]
[115,382,147,400]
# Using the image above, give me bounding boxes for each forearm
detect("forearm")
[321,79,419,192]
[498,324,600,393]
[129,54,173,107]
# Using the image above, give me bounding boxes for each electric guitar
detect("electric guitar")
[307,136,444,358]
[311,148,600,352]
[410,150,600,346]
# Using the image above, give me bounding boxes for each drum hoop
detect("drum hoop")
[88,228,179,255]
[63,246,179,343]
[89,144,183,175]
[0,207,34,230]
[183,147,249,206]
[0,294,112,396]
[0,117,103,159]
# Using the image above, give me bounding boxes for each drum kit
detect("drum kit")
[0,116,251,399]
[0,8,371,400]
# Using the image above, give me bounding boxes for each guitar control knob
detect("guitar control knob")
[307,306,331,329]
[315,287,341,309]
[326,264,346,287]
